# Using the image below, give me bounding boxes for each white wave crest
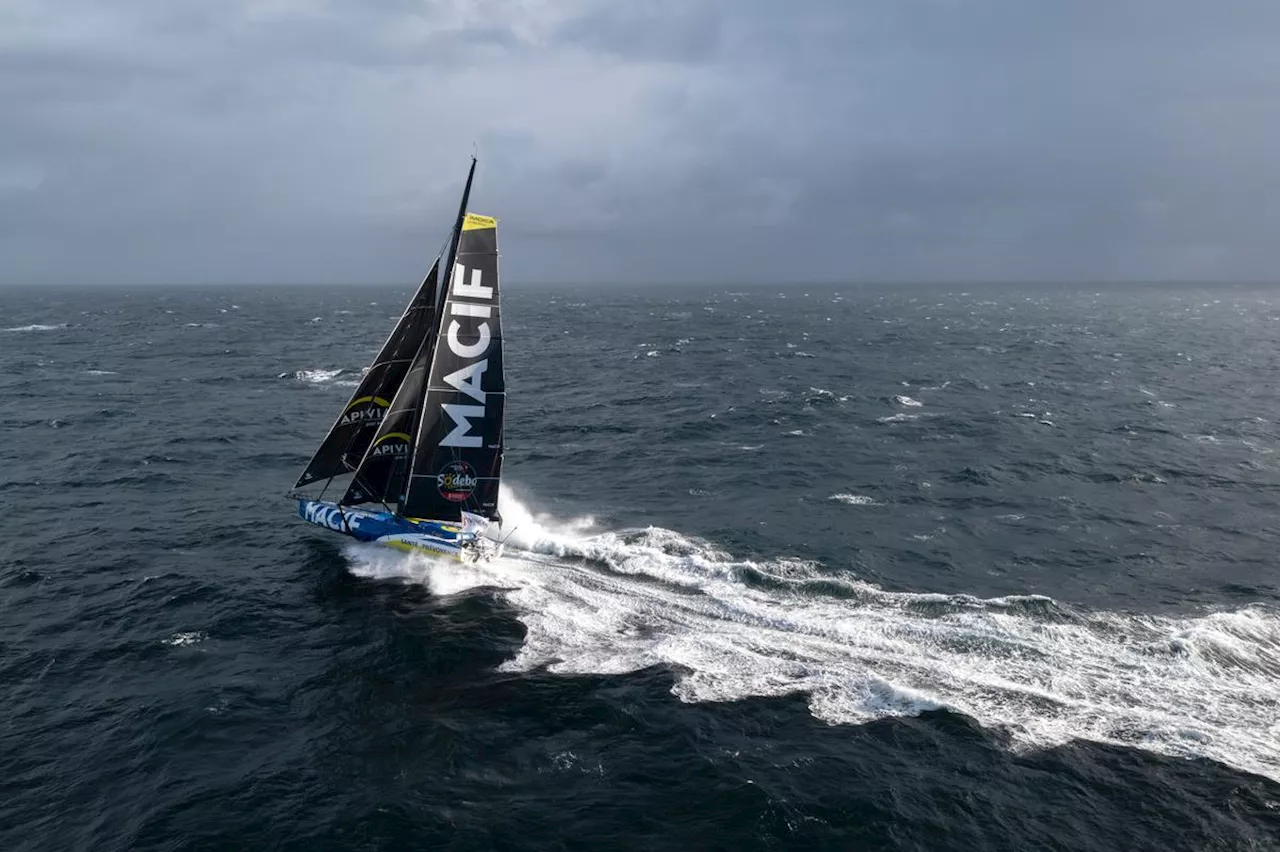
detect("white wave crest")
[4,323,66,332]
[163,631,206,647]
[342,488,1280,783]
[291,368,344,384]
[894,395,923,407]
[830,493,882,506]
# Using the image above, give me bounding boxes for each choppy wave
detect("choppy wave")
[163,631,206,647]
[10,281,1280,849]
[830,493,882,506]
[344,489,1280,784]
[289,368,345,384]
[3,323,67,332]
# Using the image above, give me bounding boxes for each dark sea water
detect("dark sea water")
[2,281,1279,851]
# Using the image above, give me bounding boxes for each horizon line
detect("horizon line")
[4,278,1280,290]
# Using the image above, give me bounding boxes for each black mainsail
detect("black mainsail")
[293,257,441,487]
[400,212,504,522]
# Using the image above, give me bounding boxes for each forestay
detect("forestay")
[293,258,441,487]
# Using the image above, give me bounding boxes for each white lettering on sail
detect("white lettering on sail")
[434,261,494,452]
[453,264,492,300]
[443,358,488,403]
[451,301,491,319]
[446,319,490,359]
[339,407,384,426]
[440,403,485,447]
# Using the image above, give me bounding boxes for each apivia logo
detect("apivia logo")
[439,262,495,448]
[437,460,477,502]
[340,407,383,426]
[339,396,389,427]
[370,431,411,458]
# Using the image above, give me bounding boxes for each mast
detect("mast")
[443,157,477,313]
[399,156,477,517]
[335,158,479,511]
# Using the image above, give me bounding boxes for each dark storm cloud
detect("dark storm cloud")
[2,0,1280,285]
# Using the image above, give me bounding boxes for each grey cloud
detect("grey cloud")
[552,0,722,62]
[3,0,1280,285]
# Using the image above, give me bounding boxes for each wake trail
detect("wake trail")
[343,486,1280,783]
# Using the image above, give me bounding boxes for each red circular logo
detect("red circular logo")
[437,460,478,502]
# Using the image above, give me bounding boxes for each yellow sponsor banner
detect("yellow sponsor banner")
[462,213,497,231]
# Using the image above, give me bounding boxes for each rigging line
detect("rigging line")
[395,228,455,509]
[345,463,397,516]
[332,227,455,513]
[333,231,452,475]
[401,156,477,519]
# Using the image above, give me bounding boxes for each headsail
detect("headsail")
[338,314,434,507]
[293,258,441,488]
[400,213,504,522]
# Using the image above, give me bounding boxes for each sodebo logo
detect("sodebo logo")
[437,460,478,501]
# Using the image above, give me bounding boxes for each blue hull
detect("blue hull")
[297,500,494,561]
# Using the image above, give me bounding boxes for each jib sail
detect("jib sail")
[338,306,437,507]
[399,213,504,522]
[293,257,440,488]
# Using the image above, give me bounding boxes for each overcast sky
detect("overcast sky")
[3,0,1279,285]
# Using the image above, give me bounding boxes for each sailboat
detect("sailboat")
[290,157,504,563]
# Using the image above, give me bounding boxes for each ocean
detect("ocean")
[1,281,1278,850]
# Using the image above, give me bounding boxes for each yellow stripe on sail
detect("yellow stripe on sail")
[346,395,391,410]
[462,213,497,231]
